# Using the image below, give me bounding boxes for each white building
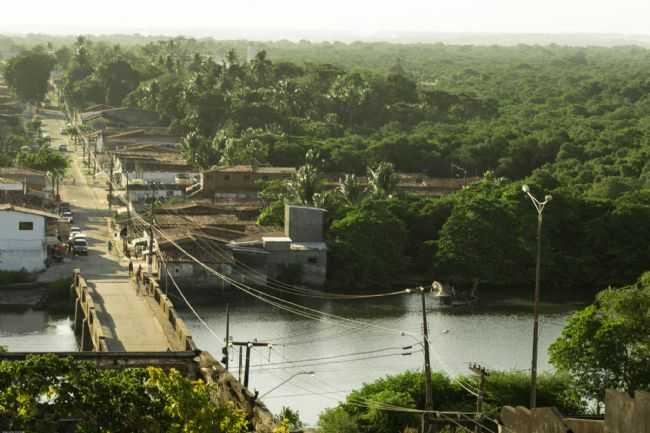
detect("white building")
[0,205,59,272]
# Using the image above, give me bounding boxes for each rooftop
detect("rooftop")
[114,144,190,167]
[206,165,296,175]
[0,204,59,219]
[0,167,47,177]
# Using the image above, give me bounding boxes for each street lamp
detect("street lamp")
[521,184,551,409]
[259,371,315,399]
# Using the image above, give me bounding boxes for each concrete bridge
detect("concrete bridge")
[66,268,275,432]
[71,268,195,352]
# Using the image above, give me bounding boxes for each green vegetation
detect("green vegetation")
[2,47,55,105]
[550,272,650,407]
[318,370,582,433]
[0,354,248,433]
[3,37,647,292]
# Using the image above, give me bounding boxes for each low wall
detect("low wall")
[72,269,109,351]
[605,390,650,433]
[499,406,605,433]
[142,272,197,351]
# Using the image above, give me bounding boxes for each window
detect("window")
[18,221,33,231]
[224,175,230,181]
[244,175,251,181]
[308,257,318,264]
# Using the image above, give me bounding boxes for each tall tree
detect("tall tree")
[3,48,55,105]
[549,273,650,407]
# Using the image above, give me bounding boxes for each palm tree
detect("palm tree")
[367,162,398,198]
[287,150,324,206]
[337,174,364,204]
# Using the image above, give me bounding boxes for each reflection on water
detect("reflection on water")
[0,310,77,352]
[178,295,575,425]
[0,295,577,426]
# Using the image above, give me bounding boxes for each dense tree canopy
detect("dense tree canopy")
[318,370,583,433]
[549,273,650,406]
[0,355,248,433]
[3,47,55,104]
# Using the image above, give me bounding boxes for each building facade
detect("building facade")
[0,205,58,272]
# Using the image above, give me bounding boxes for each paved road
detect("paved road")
[41,114,176,351]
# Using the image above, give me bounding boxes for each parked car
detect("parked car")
[58,144,68,152]
[69,232,85,242]
[72,238,88,255]
[62,211,74,223]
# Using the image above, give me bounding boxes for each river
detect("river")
[177,294,578,425]
[0,295,578,426]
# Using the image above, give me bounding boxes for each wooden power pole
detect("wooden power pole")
[420,287,433,433]
[230,340,271,389]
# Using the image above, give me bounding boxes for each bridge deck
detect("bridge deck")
[44,117,177,352]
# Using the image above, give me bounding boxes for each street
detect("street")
[40,113,176,351]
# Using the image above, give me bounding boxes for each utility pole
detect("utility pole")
[222,304,230,371]
[420,287,433,433]
[469,363,489,433]
[230,340,271,389]
[125,172,130,221]
[108,156,114,212]
[238,346,243,382]
[148,182,156,275]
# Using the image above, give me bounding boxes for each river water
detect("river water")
[0,295,578,425]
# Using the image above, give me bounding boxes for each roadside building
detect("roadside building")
[112,144,197,188]
[120,181,185,210]
[0,177,25,202]
[97,128,180,153]
[229,205,328,288]
[198,165,296,200]
[80,107,164,130]
[0,204,60,272]
[0,167,48,193]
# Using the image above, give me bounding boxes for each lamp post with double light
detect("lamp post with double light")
[521,184,552,409]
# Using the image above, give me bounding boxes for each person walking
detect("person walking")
[128,260,134,277]
[107,240,112,253]
[135,264,142,295]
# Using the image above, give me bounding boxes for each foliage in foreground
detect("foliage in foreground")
[0,355,248,433]
[550,272,650,407]
[318,370,583,433]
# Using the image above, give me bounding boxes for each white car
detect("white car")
[62,211,74,223]
[69,232,86,241]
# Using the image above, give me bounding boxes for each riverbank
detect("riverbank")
[0,277,72,312]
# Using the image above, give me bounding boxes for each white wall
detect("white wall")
[0,211,47,272]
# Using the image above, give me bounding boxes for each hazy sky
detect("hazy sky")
[3,0,650,36]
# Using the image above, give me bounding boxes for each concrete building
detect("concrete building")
[80,107,164,130]
[0,204,59,272]
[0,167,48,193]
[113,144,197,188]
[96,128,180,153]
[230,205,327,287]
[198,165,295,200]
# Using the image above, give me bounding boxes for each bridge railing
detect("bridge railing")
[143,272,197,351]
[73,269,109,352]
